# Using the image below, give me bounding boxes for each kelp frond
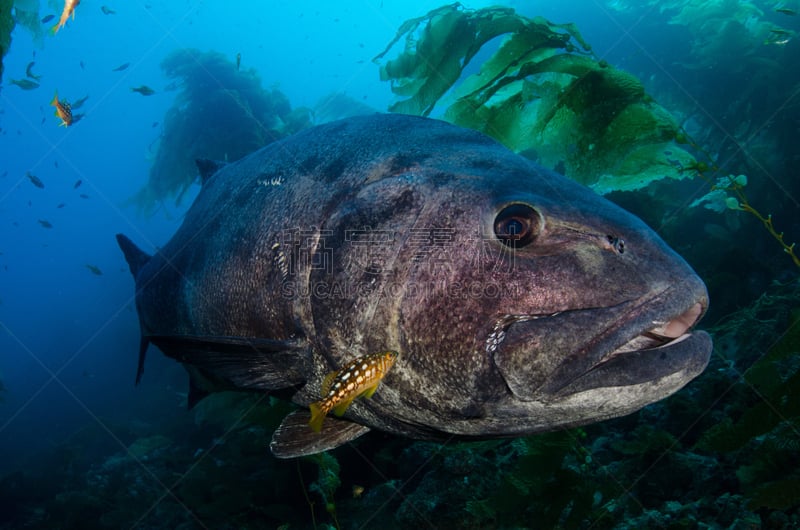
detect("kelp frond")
[374,3,698,194]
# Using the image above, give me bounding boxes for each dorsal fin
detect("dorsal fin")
[195,158,227,185]
[115,233,151,278]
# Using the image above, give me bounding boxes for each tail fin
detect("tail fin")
[116,234,153,385]
[115,234,151,278]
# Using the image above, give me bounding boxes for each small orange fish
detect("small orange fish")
[50,92,73,127]
[308,351,398,432]
[52,0,80,34]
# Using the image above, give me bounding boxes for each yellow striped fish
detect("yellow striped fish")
[309,351,398,432]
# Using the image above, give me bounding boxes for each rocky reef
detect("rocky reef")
[2,277,797,528]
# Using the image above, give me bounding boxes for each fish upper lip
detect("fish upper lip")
[545,292,710,396]
[488,294,706,360]
[593,301,706,367]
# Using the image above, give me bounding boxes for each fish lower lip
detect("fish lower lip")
[546,298,711,396]
[557,330,712,397]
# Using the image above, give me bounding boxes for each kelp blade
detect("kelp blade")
[374,3,698,194]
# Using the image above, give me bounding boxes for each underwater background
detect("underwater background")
[1,0,799,528]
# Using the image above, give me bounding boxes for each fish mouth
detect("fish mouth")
[491,285,712,400]
[553,300,712,396]
[595,301,705,366]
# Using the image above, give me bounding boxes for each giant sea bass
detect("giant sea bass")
[117,114,712,458]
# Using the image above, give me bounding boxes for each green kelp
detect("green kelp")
[305,452,342,527]
[606,0,788,55]
[695,280,800,510]
[667,0,785,63]
[692,173,800,268]
[192,391,292,434]
[132,49,311,214]
[10,0,43,45]
[374,3,697,193]
[603,0,795,167]
[0,0,12,82]
[313,92,377,124]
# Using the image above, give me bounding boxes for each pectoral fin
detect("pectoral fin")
[359,381,380,399]
[149,334,309,391]
[270,410,370,459]
[332,396,357,417]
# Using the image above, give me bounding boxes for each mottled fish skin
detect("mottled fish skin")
[117,114,712,457]
[309,351,398,432]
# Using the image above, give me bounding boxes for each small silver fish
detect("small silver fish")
[11,79,40,90]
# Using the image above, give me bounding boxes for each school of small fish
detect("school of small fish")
[6,0,159,258]
[7,1,164,129]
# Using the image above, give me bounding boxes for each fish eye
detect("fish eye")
[493,204,542,248]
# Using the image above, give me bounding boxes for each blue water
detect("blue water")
[0,0,639,471]
[0,0,465,474]
[1,1,799,528]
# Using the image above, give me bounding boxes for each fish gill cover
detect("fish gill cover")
[373,3,698,194]
[130,48,311,214]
